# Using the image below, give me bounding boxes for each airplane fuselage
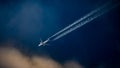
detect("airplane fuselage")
[38,39,50,46]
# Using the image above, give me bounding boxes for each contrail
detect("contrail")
[49,2,106,39]
[38,0,120,46]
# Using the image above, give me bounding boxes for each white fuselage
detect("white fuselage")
[38,39,49,46]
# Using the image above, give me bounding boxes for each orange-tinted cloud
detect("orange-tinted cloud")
[0,46,83,68]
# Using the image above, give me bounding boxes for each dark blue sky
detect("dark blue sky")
[0,0,120,67]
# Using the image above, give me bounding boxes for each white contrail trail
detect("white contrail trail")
[53,11,104,41]
[49,2,106,39]
[38,0,120,46]
[49,0,119,41]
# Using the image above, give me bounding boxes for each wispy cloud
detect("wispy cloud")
[0,45,83,68]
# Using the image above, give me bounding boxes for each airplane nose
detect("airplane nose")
[38,43,42,46]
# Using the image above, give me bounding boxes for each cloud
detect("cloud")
[0,47,31,68]
[0,46,83,68]
[0,47,62,68]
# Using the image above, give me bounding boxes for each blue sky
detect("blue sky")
[0,0,120,67]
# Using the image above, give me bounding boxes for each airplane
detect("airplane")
[38,39,50,46]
